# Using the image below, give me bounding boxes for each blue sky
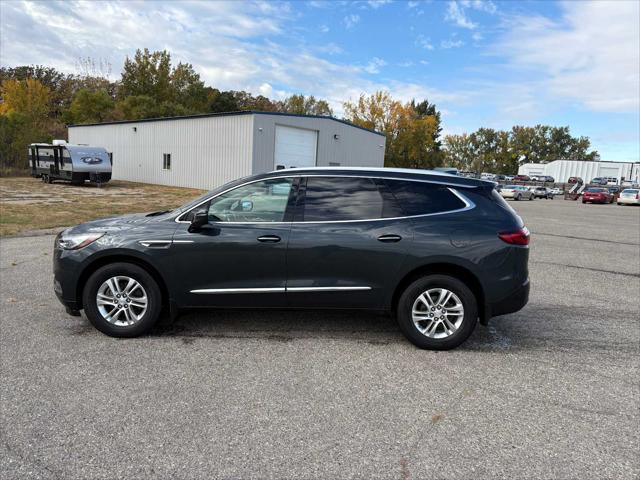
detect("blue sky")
[1,0,638,161]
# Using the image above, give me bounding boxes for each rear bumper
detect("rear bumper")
[487,278,530,319]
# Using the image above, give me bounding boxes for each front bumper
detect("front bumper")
[488,278,530,318]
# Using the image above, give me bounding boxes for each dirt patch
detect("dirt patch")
[0,177,205,236]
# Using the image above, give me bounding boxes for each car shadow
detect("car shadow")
[151,309,407,346]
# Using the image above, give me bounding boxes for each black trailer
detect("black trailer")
[29,142,112,186]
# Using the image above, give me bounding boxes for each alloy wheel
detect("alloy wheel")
[96,276,148,326]
[411,288,465,339]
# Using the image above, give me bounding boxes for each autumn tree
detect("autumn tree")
[343,91,443,169]
[0,79,53,170]
[280,94,333,116]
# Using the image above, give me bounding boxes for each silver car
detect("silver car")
[500,185,534,201]
[617,189,640,205]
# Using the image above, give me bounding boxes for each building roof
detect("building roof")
[67,110,385,137]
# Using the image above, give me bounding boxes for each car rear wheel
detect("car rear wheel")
[515,194,521,201]
[82,263,162,337]
[396,275,478,350]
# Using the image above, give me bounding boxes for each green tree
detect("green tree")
[120,49,207,113]
[207,89,239,113]
[65,89,115,124]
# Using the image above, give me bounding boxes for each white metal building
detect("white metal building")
[518,159,639,184]
[67,111,386,190]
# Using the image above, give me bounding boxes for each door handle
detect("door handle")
[377,234,402,243]
[257,235,281,243]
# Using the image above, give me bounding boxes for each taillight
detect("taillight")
[636,193,639,200]
[499,227,530,245]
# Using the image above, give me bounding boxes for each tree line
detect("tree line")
[1,48,598,174]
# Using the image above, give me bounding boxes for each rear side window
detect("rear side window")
[302,177,401,221]
[383,179,466,216]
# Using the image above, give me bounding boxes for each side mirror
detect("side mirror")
[188,211,209,232]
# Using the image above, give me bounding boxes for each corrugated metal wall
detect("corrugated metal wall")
[252,114,385,173]
[68,113,386,190]
[519,160,638,183]
[68,115,254,190]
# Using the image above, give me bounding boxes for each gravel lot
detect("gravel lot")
[1,199,639,479]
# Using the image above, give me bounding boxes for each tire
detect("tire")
[396,274,478,350]
[529,195,533,200]
[617,202,622,205]
[82,262,163,337]
[515,195,521,201]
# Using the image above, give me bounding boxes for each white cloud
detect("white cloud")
[415,34,434,50]
[495,0,640,113]
[319,24,329,33]
[367,0,392,9]
[445,0,497,29]
[445,1,476,29]
[441,39,464,49]
[363,57,387,74]
[343,14,361,29]
[407,1,419,8]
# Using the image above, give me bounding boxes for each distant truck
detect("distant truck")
[29,141,112,186]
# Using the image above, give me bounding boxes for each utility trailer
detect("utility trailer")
[28,141,112,186]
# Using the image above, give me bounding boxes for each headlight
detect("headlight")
[58,232,104,250]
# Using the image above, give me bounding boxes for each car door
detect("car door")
[285,175,412,309]
[169,176,298,308]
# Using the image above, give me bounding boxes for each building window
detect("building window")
[163,153,171,170]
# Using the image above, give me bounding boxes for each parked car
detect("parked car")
[532,187,554,199]
[567,177,583,184]
[582,187,614,204]
[607,186,621,195]
[590,177,608,186]
[530,175,540,181]
[495,175,506,181]
[605,177,618,185]
[550,187,563,195]
[500,185,534,201]
[481,172,497,181]
[513,175,531,182]
[617,189,640,206]
[53,167,530,350]
[505,175,514,181]
[539,176,555,183]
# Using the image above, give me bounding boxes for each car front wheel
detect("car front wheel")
[396,275,478,350]
[82,263,162,337]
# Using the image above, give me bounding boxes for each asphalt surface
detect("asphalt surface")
[1,198,639,479]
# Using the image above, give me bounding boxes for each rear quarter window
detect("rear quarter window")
[383,179,467,216]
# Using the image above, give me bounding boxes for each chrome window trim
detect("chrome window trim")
[190,286,371,294]
[175,174,476,224]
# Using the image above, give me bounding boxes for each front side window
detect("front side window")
[384,179,466,216]
[206,178,293,223]
[302,177,399,221]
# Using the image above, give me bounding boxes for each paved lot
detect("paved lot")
[1,199,639,479]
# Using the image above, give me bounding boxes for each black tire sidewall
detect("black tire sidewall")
[83,263,162,337]
[396,275,478,350]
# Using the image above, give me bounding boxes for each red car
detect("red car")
[513,175,530,181]
[568,177,583,184]
[582,187,614,204]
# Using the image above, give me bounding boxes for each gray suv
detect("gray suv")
[53,168,530,350]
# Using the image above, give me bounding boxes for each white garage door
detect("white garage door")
[274,125,317,169]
